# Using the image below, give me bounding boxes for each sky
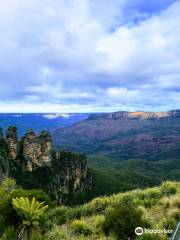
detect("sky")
[0,0,180,113]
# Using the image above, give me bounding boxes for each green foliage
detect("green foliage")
[102,204,148,240]
[137,233,166,240]
[70,219,92,236]
[44,206,69,226]
[86,154,180,201]
[1,178,180,240]
[44,225,68,240]
[0,227,16,240]
[12,197,48,240]
[0,178,16,197]
[10,188,51,205]
[85,196,112,214]
[161,181,177,196]
[0,178,17,232]
[0,178,50,236]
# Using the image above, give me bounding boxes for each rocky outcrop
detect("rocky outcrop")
[20,129,52,171]
[0,126,90,204]
[49,150,88,204]
[21,129,42,171]
[6,126,18,159]
[39,131,52,165]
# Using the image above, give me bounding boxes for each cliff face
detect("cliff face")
[22,130,42,171]
[0,126,89,203]
[87,110,180,120]
[49,150,89,204]
[39,131,52,165]
[6,126,18,160]
[21,129,52,171]
[107,110,180,119]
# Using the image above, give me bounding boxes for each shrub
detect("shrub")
[0,187,50,229]
[161,182,177,196]
[9,188,51,204]
[142,189,162,208]
[137,233,166,240]
[85,197,111,214]
[170,195,180,208]
[45,206,69,226]
[160,217,176,237]
[119,193,135,205]
[70,219,92,236]
[12,197,48,240]
[67,207,85,220]
[92,215,105,228]
[159,197,171,209]
[90,215,105,235]
[102,204,149,240]
[0,227,16,240]
[44,225,68,240]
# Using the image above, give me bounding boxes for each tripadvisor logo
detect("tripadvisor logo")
[135,227,174,236]
[135,227,144,236]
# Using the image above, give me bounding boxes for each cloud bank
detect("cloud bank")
[0,0,179,112]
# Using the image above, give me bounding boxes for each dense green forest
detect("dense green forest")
[87,154,180,198]
[0,178,179,239]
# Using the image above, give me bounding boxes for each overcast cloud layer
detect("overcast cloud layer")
[0,0,179,112]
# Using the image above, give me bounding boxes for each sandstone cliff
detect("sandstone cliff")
[20,129,51,171]
[106,110,180,119]
[39,131,52,165]
[6,126,18,159]
[0,126,90,204]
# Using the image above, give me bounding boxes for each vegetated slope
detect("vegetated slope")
[87,156,180,199]
[53,110,180,160]
[44,181,180,240]
[53,110,180,198]
[1,179,179,239]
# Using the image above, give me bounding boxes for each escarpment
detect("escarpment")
[0,126,90,204]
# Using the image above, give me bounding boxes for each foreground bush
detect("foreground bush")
[12,197,48,240]
[44,225,68,240]
[70,219,92,236]
[0,227,16,240]
[102,204,149,240]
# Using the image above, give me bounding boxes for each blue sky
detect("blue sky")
[0,0,179,112]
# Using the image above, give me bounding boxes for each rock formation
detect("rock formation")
[6,126,18,159]
[88,110,180,120]
[21,129,42,171]
[0,126,90,204]
[107,110,180,119]
[20,129,52,171]
[48,150,89,204]
[39,131,52,165]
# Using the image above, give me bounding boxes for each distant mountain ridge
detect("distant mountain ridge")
[88,109,180,120]
[53,109,180,160]
[0,113,89,136]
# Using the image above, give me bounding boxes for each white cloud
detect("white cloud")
[95,1,180,79]
[0,0,179,112]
